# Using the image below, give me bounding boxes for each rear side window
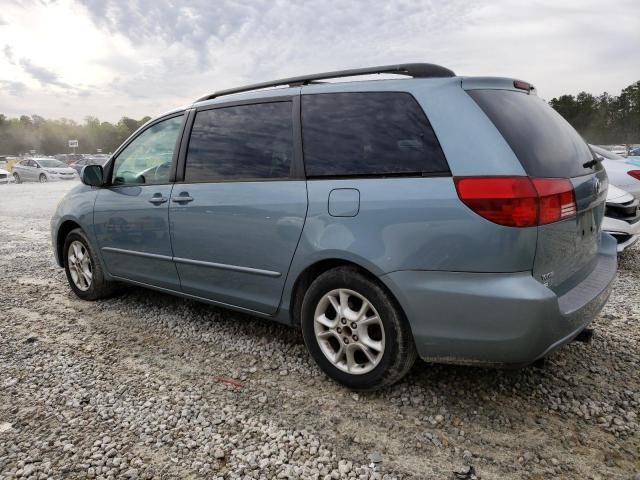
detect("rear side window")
[301,92,448,177]
[468,90,596,178]
[185,102,293,182]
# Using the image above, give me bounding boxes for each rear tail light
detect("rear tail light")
[513,80,533,92]
[454,176,577,227]
[628,170,640,181]
[532,178,577,224]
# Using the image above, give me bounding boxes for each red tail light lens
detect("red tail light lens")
[628,170,640,181]
[454,176,577,227]
[454,177,538,227]
[532,178,576,225]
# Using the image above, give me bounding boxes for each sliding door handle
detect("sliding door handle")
[172,193,194,204]
[148,194,168,205]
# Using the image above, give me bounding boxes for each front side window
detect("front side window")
[185,102,293,182]
[112,115,184,185]
[302,92,449,177]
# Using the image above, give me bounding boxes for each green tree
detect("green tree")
[0,114,150,155]
[549,80,640,144]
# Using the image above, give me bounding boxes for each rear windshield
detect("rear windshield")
[468,89,597,178]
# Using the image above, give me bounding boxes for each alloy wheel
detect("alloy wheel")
[313,288,386,375]
[68,240,93,291]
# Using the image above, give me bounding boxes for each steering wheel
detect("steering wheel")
[150,162,170,181]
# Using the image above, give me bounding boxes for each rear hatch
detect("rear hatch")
[467,86,607,293]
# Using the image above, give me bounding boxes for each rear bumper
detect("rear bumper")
[380,234,617,365]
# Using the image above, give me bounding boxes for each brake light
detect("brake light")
[513,80,533,92]
[628,170,640,181]
[532,178,577,224]
[454,177,577,227]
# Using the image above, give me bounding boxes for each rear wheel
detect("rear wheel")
[39,174,47,183]
[301,267,416,390]
[63,228,116,300]
[13,173,21,184]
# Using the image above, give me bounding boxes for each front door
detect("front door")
[170,100,307,314]
[23,159,37,181]
[94,114,185,290]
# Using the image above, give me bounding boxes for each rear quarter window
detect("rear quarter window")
[468,89,597,178]
[301,92,449,177]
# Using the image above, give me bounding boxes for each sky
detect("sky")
[0,0,639,122]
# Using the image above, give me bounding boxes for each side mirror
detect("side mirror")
[81,164,104,187]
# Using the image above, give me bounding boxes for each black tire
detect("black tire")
[300,266,416,391]
[13,173,21,184]
[39,174,47,183]
[63,228,116,300]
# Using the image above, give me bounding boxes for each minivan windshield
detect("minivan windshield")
[37,159,66,168]
[468,90,598,178]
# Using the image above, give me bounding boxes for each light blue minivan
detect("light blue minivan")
[51,64,616,390]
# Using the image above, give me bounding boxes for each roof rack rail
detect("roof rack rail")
[195,63,455,102]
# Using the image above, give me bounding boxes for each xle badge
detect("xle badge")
[541,272,554,287]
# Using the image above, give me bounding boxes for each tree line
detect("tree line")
[549,80,639,144]
[0,114,151,156]
[0,80,638,156]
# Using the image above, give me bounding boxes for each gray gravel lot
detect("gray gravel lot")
[0,181,638,479]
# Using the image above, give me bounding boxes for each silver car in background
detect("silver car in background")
[12,158,78,183]
[591,144,640,197]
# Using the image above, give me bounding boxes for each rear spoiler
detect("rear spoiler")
[461,77,537,95]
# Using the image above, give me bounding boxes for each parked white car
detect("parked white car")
[603,184,640,252]
[607,145,629,157]
[591,145,640,197]
[11,158,78,183]
[0,167,13,184]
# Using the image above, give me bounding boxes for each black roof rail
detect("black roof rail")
[195,63,455,102]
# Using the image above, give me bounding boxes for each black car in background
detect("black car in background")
[68,156,110,174]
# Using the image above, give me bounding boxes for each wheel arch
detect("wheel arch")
[56,219,83,266]
[288,258,408,328]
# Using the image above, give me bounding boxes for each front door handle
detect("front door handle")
[149,193,168,205]
[172,192,194,204]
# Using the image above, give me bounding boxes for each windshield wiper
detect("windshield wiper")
[583,157,602,169]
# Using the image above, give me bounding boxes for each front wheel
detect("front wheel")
[300,267,416,391]
[63,228,116,300]
[39,174,48,183]
[13,173,21,184]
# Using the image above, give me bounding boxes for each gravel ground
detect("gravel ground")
[0,181,638,480]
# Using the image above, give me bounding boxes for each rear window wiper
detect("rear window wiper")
[583,157,602,169]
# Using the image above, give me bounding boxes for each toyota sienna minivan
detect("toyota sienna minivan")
[51,64,617,390]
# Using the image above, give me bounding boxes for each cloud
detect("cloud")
[79,0,255,53]
[0,79,26,96]
[4,44,71,89]
[18,57,70,88]
[75,0,475,109]
[4,44,14,63]
[1,0,639,121]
